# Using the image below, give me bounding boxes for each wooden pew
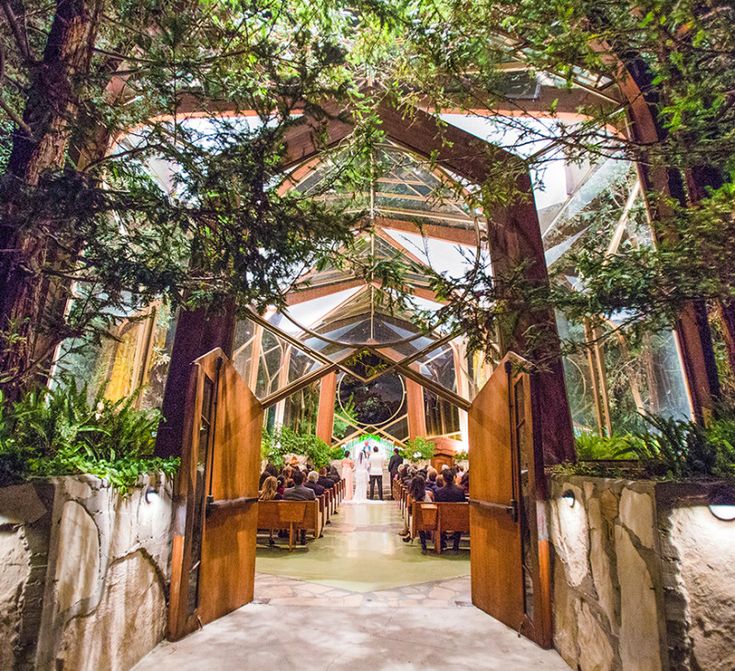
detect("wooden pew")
[411,501,470,554]
[317,494,329,526]
[257,500,323,551]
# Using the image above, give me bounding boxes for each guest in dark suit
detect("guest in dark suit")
[305,471,325,496]
[284,470,316,501]
[433,469,466,551]
[317,467,335,490]
[387,448,403,498]
[283,470,315,545]
[327,464,341,483]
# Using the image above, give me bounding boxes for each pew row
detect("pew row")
[257,499,324,551]
[410,501,470,554]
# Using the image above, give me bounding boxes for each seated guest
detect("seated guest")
[402,466,416,486]
[284,470,315,544]
[434,469,465,502]
[435,474,445,488]
[284,470,315,500]
[327,464,341,482]
[434,468,466,551]
[259,476,282,501]
[305,471,325,496]
[281,465,293,480]
[317,467,335,490]
[460,470,469,493]
[276,475,286,496]
[402,476,433,553]
[425,468,439,492]
[259,463,279,488]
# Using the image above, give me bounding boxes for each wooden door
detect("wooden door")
[168,348,263,639]
[469,352,552,648]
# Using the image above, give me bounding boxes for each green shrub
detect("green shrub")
[402,436,434,462]
[612,414,724,479]
[575,432,640,461]
[261,426,333,468]
[0,383,179,491]
[561,413,735,482]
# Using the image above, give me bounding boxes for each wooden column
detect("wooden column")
[488,176,576,465]
[155,301,236,458]
[453,340,471,444]
[315,371,337,444]
[406,377,427,439]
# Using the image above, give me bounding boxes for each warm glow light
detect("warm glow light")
[708,490,735,522]
[561,489,576,508]
[709,504,735,522]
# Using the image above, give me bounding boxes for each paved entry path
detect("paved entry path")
[135,503,570,671]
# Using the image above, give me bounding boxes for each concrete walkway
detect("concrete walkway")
[135,502,570,671]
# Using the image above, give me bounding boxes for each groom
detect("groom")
[368,446,385,500]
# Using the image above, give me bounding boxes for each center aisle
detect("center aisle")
[255,500,469,595]
[134,502,570,671]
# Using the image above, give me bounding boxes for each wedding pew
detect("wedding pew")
[411,501,470,554]
[318,494,329,526]
[257,500,323,551]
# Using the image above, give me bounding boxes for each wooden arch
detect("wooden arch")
[156,99,576,465]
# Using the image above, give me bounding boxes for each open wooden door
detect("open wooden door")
[168,348,263,639]
[469,352,552,648]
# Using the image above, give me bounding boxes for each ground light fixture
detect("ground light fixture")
[708,490,735,522]
[561,489,576,508]
[145,485,159,504]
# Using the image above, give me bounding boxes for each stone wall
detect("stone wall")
[549,475,735,671]
[0,474,173,671]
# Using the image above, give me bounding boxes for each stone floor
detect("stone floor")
[254,572,473,608]
[134,501,570,671]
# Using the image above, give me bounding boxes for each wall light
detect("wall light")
[561,489,576,508]
[708,490,735,522]
[144,485,159,504]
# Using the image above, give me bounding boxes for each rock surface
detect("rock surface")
[0,474,173,670]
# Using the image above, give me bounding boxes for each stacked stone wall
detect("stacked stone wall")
[549,475,735,671]
[0,474,173,671]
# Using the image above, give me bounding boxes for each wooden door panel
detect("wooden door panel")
[198,357,261,624]
[168,348,262,638]
[469,353,552,648]
[470,505,523,627]
[199,505,257,622]
[469,356,524,629]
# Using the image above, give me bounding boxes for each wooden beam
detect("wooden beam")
[406,377,427,438]
[286,278,363,306]
[376,217,479,246]
[316,371,337,444]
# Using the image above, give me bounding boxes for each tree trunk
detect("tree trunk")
[0,0,103,399]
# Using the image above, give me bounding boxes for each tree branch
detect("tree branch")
[0,0,33,64]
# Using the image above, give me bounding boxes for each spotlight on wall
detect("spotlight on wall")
[708,490,735,522]
[144,485,159,504]
[561,489,576,508]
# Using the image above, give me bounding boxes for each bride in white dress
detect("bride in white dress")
[353,451,368,502]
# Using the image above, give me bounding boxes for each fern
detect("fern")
[0,382,178,491]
